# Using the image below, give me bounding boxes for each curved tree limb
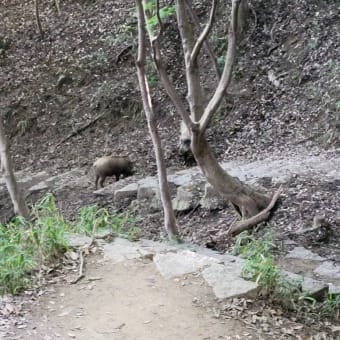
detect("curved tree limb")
[199,0,241,133]
[230,186,282,236]
[176,0,205,122]
[184,0,220,81]
[143,1,192,129]
[190,0,217,66]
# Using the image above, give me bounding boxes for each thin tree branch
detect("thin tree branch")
[152,43,192,129]
[34,0,44,39]
[190,0,217,66]
[155,0,164,38]
[185,0,220,81]
[136,0,179,240]
[143,2,192,129]
[199,0,241,132]
[177,0,206,123]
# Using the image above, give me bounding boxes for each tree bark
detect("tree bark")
[237,0,249,42]
[135,0,280,229]
[135,0,180,241]
[0,119,29,219]
[191,131,270,218]
[34,0,44,39]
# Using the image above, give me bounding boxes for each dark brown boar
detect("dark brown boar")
[93,156,134,189]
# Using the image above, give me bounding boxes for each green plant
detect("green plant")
[273,274,303,310]
[217,55,225,72]
[236,231,279,292]
[73,205,139,239]
[144,0,176,28]
[30,193,70,261]
[0,220,34,295]
[74,205,114,235]
[0,195,140,296]
[147,73,158,87]
[321,294,340,319]
[233,231,340,322]
[0,194,70,295]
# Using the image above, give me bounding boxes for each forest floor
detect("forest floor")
[0,0,339,338]
[2,256,269,340]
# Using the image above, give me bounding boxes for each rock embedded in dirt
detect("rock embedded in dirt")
[202,263,259,299]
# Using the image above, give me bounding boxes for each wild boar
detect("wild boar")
[93,156,133,189]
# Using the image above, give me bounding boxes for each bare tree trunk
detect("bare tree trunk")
[133,0,280,232]
[34,0,44,39]
[191,131,270,218]
[237,0,249,41]
[0,119,29,219]
[135,0,180,241]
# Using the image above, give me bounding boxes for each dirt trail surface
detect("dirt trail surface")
[5,257,259,340]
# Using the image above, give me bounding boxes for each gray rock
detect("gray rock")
[285,247,325,261]
[0,170,50,193]
[28,181,49,193]
[172,184,200,211]
[328,283,340,295]
[202,263,258,299]
[167,172,195,187]
[94,184,115,196]
[138,239,178,253]
[104,238,150,262]
[137,177,159,200]
[46,169,85,189]
[220,155,340,184]
[94,180,127,196]
[114,183,138,202]
[153,250,220,279]
[200,183,226,210]
[65,233,92,248]
[282,271,329,300]
[314,261,340,281]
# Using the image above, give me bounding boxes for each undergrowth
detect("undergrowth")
[0,193,139,295]
[233,230,340,322]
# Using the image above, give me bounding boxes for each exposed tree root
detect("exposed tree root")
[230,186,282,236]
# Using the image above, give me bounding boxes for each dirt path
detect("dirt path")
[6,256,262,340]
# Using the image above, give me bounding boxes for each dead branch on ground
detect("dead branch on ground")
[56,113,104,147]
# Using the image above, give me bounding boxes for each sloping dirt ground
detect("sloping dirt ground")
[0,0,339,338]
[0,0,338,252]
[1,255,324,340]
[1,257,256,340]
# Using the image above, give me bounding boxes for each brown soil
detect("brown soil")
[6,256,263,340]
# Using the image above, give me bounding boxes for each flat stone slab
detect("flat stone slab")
[153,250,220,279]
[285,247,325,261]
[282,271,329,300]
[138,239,178,253]
[114,183,138,201]
[221,155,340,184]
[328,283,340,295]
[167,173,195,186]
[103,238,178,263]
[314,261,340,281]
[65,233,92,248]
[202,263,258,299]
[103,238,150,262]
